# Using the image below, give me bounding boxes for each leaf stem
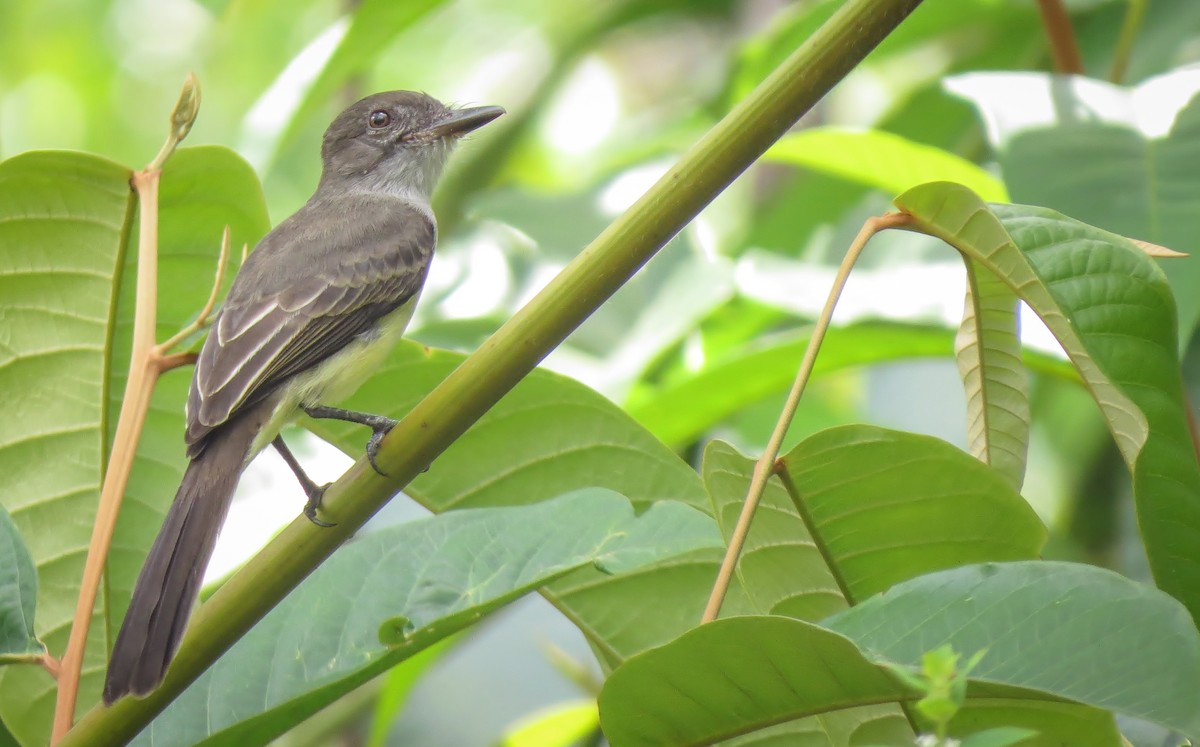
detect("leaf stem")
[1108,0,1147,84]
[40,653,62,680]
[61,2,927,743]
[700,213,909,623]
[155,225,230,355]
[1035,0,1084,74]
[51,75,199,743]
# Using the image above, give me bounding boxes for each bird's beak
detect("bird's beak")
[422,105,506,139]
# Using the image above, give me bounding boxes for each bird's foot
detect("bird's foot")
[304,482,336,527]
[363,417,398,476]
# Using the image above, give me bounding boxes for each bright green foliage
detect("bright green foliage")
[0,146,268,745]
[705,426,1045,615]
[599,562,1199,746]
[4,1,1200,746]
[0,151,134,740]
[897,182,1200,623]
[827,562,1200,739]
[309,341,726,666]
[497,699,599,747]
[765,127,1008,202]
[131,490,718,746]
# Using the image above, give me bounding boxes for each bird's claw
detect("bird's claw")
[304,483,337,527]
[365,418,397,476]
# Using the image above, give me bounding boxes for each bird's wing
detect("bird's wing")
[184,201,435,451]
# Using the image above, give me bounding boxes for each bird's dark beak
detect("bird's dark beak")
[423,105,506,139]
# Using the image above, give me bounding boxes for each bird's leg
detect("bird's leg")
[272,435,335,527]
[302,405,397,476]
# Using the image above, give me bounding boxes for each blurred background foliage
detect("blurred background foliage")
[4,0,1200,744]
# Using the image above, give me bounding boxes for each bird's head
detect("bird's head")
[319,91,504,198]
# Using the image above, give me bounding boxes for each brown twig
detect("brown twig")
[41,653,62,680]
[700,212,910,623]
[51,75,201,743]
[156,351,199,372]
[1035,0,1084,74]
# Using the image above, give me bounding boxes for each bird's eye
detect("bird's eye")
[368,110,391,129]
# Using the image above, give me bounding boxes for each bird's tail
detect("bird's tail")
[103,406,266,704]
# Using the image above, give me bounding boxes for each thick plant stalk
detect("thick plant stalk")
[51,75,201,742]
[61,1,925,743]
[1035,0,1084,74]
[700,213,910,623]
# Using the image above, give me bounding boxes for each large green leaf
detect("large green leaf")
[946,69,1200,340]
[599,562,1196,746]
[127,490,720,746]
[599,617,911,747]
[704,427,1045,617]
[696,427,1046,744]
[764,127,1007,202]
[778,426,1044,603]
[895,182,1200,622]
[0,503,41,662]
[826,562,1200,739]
[0,150,134,744]
[308,340,718,665]
[0,146,269,744]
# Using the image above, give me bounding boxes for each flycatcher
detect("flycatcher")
[103,91,504,703]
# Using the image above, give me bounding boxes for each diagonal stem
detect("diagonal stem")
[700,213,910,623]
[60,2,927,743]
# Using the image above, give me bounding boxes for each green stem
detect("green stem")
[61,0,925,743]
[1108,0,1148,84]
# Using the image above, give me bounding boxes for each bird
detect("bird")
[103,91,505,704]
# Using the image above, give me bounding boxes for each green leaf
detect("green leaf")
[497,699,598,747]
[131,490,720,746]
[706,426,1045,613]
[0,150,134,743]
[600,563,1191,746]
[695,427,1045,744]
[764,127,1008,202]
[598,616,912,747]
[627,322,955,448]
[825,561,1200,740]
[307,340,717,663]
[0,145,269,743]
[0,503,41,662]
[894,182,1200,623]
[955,258,1028,490]
[946,70,1200,340]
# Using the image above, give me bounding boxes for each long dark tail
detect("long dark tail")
[103,409,264,704]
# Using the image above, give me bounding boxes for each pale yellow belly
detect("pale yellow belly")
[249,297,419,455]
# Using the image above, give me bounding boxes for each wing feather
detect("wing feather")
[185,197,435,452]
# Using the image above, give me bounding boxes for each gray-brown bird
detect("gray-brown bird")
[103,91,504,703]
